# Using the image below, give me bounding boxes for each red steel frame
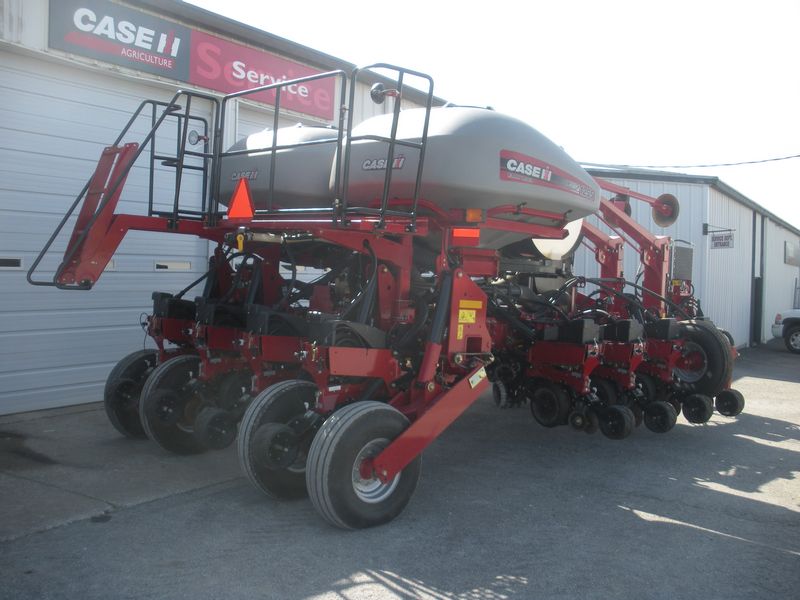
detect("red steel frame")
[43,115,732,486]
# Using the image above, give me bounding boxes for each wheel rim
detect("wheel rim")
[674,341,708,383]
[790,331,800,350]
[351,438,401,504]
[152,390,182,425]
[256,424,302,471]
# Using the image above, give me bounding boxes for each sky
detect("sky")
[186,0,800,229]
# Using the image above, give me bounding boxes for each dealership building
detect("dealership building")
[1,0,798,414]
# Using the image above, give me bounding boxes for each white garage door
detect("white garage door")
[0,51,213,414]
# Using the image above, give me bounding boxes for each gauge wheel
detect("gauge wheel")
[139,354,206,454]
[104,349,158,439]
[635,372,658,404]
[591,377,618,407]
[238,380,318,500]
[194,406,238,450]
[306,401,421,529]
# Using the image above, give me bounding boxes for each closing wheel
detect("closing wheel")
[682,393,714,424]
[139,355,206,454]
[104,349,158,439]
[530,382,571,428]
[238,380,318,500]
[714,389,745,417]
[674,320,733,397]
[598,405,635,440]
[643,401,678,433]
[306,401,421,530]
[194,407,238,450]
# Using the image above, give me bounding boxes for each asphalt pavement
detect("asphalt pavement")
[1,341,798,599]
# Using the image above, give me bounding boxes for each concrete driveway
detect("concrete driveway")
[1,342,798,599]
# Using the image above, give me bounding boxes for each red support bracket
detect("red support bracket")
[371,364,490,482]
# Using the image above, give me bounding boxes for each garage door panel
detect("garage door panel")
[1,274,205,313]
[0,325,148,371]
[0,215,209,255]
[0,52,215,413]
[0,382,105,414]
[0,361,131,396]
[0,307,157,334]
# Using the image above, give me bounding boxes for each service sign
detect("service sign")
[49,0,192,80]
[49,0,334,120]
[189,31,334,120]
[710,232,734,249]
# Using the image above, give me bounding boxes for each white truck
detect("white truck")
[772,309,800,354]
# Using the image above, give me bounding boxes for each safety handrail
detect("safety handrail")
[27,91,221,288]
[209,70,349,224]
[340,63,434,230]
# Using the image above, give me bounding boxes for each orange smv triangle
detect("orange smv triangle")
[227,178,255,219]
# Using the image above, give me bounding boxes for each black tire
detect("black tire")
[682,393,714,424]
[104,349,159,439]
[598,405,635,440]
[591,378,618,406]
[306,401,421,530]
[194,407,238,450]
[643,401,678,433]
[784,325,800,354]
[492,381,509,408]
[718,329,735,347]
[635,373,658,404]
[715,389,745,417]
[530,382,571,428]
[674,320,733,397]
[238,380,318,500]
[664,393,683,416]
[139,355,206,454]
[214,370,252,411]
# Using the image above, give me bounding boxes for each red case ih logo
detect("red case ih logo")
[500,150,595,201]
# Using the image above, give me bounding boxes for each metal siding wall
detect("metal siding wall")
[573,177,709,304]
[0,52,210,414]
[705,189,753,346]
[761,219,800,339]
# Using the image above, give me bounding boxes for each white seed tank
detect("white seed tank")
[219,107,600,251]
[218,124,338,208]
[341,106,599,248]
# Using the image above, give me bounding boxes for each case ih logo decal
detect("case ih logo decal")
[500,150,596,201]
[72,7,182,62]
[49,0,191,79]
[48,0,335,120]
[361,156,406,171]
[230,170,259,181]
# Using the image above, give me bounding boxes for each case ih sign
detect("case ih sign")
[48,0,335,120]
